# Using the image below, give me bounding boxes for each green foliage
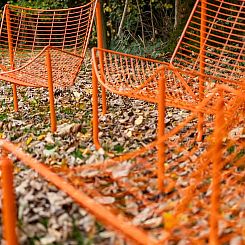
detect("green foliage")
[72,149,84,160]
[103,0,195,59]
[113,144,124,153]
[1,0,196,59]
[45,143,55,150]
[8,0,88,9]
[69,219,94,244]
[0,113,7,121]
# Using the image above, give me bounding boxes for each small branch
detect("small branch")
[150,0,155,41]
[136,0,145,48]
[117,0,129,37]
[174,0,179,29]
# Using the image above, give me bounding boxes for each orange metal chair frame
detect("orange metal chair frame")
[92,53,244,192]
[0,0,104,132]
[91,0,244,148]
[0,83,244,244]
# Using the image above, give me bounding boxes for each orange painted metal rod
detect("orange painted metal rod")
[197,0,206,141]
[92,64,101,149]
[6,4,19,112]
[12,84,18,112]
[1,155,18,245]
[157,69,166,192]
[46,48,57,133]
[209,95,224,245]
[95,0,107,115]
[0,140,158,245]
[95,0,104,50]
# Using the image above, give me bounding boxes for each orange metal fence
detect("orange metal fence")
[0,83,244,244]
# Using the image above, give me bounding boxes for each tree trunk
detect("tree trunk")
[117,0,129,37]
[174,0,180,29]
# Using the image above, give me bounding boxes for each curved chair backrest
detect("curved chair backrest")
[0,0,97,69]
[171,0,244,81]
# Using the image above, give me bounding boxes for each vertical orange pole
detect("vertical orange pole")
[95,0,107,115]
[157,69,166,192]
[96,0,104,49]
[12,85,18,112]
[1,153,18,245]
[197,0,206,141]
[46,48,57,133]
[209,95,224,245]
[5,4,18,112]
[92,63,101,149]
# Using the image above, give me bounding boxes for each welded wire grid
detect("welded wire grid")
[171,0,245,81]
[0,85,244,244]
[0,1,97,85]
[93,48,242,112]
[0,47,83,87]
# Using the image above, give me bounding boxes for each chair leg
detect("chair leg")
[197,74,204,141]
[197,113,203,141]
[209,97,224,245]
[12,84,18,112]
[92,65,101,149]
[101,86,107,115]
[157,71,166,193]
[48,84,57,133]
[46,49,57,133]
[157,108,165,193]
[1,154,18,245]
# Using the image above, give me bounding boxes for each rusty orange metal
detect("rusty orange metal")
[0,0,102,132]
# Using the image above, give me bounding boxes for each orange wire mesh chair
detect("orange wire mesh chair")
[0,0,102,132]
[0,83,244,244]
[92,0,244,147]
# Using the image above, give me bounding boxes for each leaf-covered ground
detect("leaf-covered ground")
[0,56,244,245]
[0,57,162,244]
